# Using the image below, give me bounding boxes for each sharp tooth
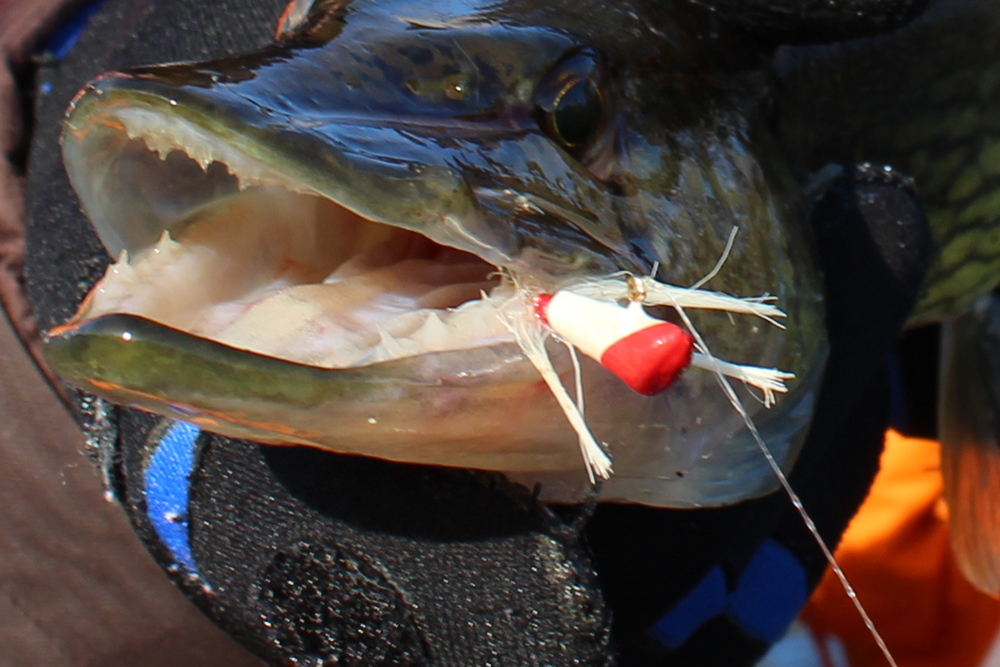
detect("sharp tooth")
[118,109,319,197]
[376,325,408,357]
[141,134,175,162]
[189,146,209,170]
[142,134,161,153]
[107,249,136,281]
[151,230,182,257]
[411,312,450,346]
[226,163,258,190]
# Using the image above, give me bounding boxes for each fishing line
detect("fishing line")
[499,233,897,665]
[662,295,900,667]
[661,233,898,666]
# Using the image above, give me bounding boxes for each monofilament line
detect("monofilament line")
[664,295,899,667]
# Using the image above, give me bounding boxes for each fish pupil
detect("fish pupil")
[552,78,602,148]
[535,50,606,156]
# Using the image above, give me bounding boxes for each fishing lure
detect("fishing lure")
[498,261,796,483]
[534,290,694,397]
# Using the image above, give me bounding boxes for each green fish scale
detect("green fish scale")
[780,0,1000,325]
[894,55,1000,321]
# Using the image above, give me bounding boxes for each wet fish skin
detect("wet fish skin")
[777,0,1000,325]
[46,0,827,508]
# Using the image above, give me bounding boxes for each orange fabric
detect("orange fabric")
[802,430,1000,667]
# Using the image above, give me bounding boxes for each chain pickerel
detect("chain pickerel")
[40,0,1000,517]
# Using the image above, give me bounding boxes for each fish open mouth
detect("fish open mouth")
[58,98,519,368]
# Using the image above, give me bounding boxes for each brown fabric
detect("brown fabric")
[0,308,263,666]
[0,0,75,370]
[0,1,263,664]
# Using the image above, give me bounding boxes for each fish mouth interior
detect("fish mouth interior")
[66,113,515,369]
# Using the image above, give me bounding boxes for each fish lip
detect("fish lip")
[42,312,576,472]
[44,310,828,500]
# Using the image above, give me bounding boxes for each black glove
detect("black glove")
[23,1,933,665]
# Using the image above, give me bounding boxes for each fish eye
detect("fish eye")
[536,51,607,153]
[551,77,602,147]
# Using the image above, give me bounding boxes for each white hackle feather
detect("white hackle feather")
[495,290,613,482]
[565,339,585,414]
[571,278,787,329]
[690,225,740,290]
[690,353,795,408]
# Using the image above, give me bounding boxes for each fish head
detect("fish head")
[46,0,827,507]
